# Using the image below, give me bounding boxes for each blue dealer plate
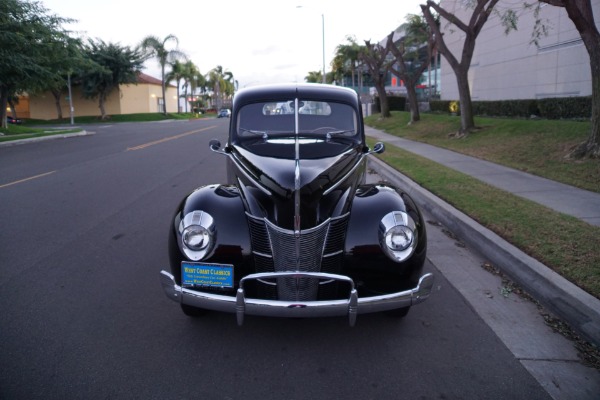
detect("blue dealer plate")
[181,262,234,288]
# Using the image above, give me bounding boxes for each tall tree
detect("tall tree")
[44,36,94,120]
[421,0,502,137]
[207,66,234,110]
[388,13,436,124]
[78,39,144,119]
[360,40,393,118]
[180,61,198,113]
[0,0,73,128]
[333,36,362,87]
[165,60,187,113]
[305,71,323,83]
[140,34,186,114]
[538,0,600,159]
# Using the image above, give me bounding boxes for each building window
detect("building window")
[157,98,165,113]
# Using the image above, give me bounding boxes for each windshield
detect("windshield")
[234,99,359,143]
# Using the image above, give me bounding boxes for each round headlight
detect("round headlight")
[179,211,215,261]
[385,226,414,251]
[183,226,210,251]
[379,211,418,263]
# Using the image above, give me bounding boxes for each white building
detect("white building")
[439,0,598,101]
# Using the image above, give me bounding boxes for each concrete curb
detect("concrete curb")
[369,156,600,346]
[0,130,93,147]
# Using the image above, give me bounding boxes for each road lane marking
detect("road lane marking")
[126,126,217,151]
[0,171,57,189]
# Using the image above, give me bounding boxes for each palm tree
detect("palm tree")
[207,66,234,110]
[140,34,186,114]
[165,60,186,113]
[179,61,195,112]
[333,36,362,87]
[305,71,323,83]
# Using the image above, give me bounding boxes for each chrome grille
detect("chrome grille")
[246,213,349,301]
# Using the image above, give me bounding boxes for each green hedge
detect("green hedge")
[428,96,591,119]
[374,96,407,112]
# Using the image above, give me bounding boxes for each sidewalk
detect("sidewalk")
[365,126,600,347]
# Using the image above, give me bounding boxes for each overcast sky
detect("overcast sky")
[40,0,424,88]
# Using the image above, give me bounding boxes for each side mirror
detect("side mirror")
[209,139,221,151]
[371,142,385,154]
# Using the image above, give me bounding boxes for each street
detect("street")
[0,119,587,399]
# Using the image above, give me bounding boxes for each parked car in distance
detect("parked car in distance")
[160,83,433,326]
[6,116,22,124]
[217,108,231,118]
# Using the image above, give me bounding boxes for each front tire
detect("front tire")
[384,307,410,318]
[180,304,209,317]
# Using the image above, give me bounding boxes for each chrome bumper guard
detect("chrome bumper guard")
[160,270,434,326]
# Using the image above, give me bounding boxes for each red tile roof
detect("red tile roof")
[136,72,176,87]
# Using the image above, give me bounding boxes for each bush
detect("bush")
[538,96,591,119]
[429,96,591,119]
[373,96,407,112]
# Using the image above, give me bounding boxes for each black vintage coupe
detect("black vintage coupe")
[160,83,433,325]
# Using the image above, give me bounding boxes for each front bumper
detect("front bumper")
[160,270,434,326]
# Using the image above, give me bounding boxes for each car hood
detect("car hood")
[229,143,365,230]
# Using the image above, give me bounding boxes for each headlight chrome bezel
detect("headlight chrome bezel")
[379,211,418,262]
[178,211,215,261]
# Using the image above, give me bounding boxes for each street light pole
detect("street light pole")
[322,14,326,84]
[297,6,326,84]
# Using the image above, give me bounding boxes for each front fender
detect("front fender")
[168,184,252,285]
[344,183,427,286]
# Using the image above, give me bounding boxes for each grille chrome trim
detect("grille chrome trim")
[246,212,350,301]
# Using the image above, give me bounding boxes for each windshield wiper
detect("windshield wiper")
[326,129,355,140]
[239,128,268,139]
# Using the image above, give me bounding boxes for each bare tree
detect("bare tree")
[388,14,436,124]
[538,0,600,159]
[361,40,393,118]
[421,0,501,136]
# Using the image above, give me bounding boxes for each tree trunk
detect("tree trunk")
[376,82,391,118]
[568,46,600,158]
[161,64,167,115]
[98,92,107,120]
[176,78,181,113]
[434,50,439,97]
[456,68,475,136]
[406,84,421,123]
[0,87,9,129]
[51,90,63,120]
[556,0,600,159]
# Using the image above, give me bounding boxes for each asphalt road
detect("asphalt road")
[0,119,555,399]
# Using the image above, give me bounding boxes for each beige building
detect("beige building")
[25,72,178,120]
[439,0,598,101]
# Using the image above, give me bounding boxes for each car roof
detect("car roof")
[233,83,361,110]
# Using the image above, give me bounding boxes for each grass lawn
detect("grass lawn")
[365,111,599,193]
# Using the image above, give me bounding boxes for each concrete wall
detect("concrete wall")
[29,86,121,120]
[28,81,178,120]
[439,0,598,101]
[120,83,178,114]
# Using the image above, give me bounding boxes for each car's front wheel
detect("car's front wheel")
[384,306,410,318]
[180,304,209,317]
